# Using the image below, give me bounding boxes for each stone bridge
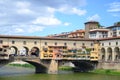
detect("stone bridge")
[0,55,98,74]
[2,35,117,74]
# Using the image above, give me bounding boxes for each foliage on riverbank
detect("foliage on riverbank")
[9,63,35,68]
[90,69,120,75]
[59,66,73,71]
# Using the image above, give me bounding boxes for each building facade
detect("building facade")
[89,29,109,39]
[1,21,120,70]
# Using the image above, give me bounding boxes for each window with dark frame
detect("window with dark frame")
[12,40,15,44]
[109,42,111,45]
[82,43,85,46]
[116,42,118,45]
[55,42,57,45]
[45,42,47,45]
[64,42,67,46]
[23,41,26,45]
[34,41,37,45]
[73,43,76,46]
[0,40,3,44]
[102,43,104,46]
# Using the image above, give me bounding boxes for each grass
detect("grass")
[90,69,120,75]
[9,63,35,68]
[59,66,73,71]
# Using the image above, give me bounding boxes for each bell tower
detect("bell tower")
[84,21,99,39]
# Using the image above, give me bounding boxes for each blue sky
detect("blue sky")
[0,0,120,36]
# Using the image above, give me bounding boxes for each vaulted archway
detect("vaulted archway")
[101,48,105,60]
[19,47,29,56]
[31,47,40,57]
[9,46,18,56]
[107,47,112,61]
[114,47,120,61]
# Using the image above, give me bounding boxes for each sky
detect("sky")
[0,0,120,36]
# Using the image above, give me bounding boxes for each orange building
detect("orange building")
[68,30,85,38]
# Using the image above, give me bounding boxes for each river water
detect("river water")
[0,65,120,80]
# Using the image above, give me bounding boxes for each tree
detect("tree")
[85,48,91,54]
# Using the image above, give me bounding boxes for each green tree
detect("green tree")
[85,48,91,54]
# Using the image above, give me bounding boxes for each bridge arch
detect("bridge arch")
[31,47,40,57]
[9,46,18,56]
[107,47,112,61]
[22,60,47,73]
[114,47,120,61]
[23,47,29,55]
[19,46,29,56]
[100,47,105,60]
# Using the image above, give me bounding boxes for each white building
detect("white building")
[107,23,120,37]
[89,29,109,39]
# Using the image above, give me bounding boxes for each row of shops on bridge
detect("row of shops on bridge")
[0,43,99,61]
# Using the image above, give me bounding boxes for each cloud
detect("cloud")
[64,22,70,26]
[107,2,120,12]
[58,6,86,16]
[0,24,44,35]
[0,0,87,35]
[15,1,31,8]
[32,16,61,26]
[87,14,101,21]
[71,8,86,16]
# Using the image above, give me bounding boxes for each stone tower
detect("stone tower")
[84,21,99,39]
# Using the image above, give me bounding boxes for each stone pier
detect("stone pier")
[48,59,58,74]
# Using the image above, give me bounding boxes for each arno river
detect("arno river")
[0,65,120,80]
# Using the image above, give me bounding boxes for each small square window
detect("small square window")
[23,41,26,45]
[0,40,3,44]
[91,43,93,46]
[55,42,57,45]
[116,42,118,45]
[34,41,37,45]
[64,43,67,46]
[109,42,111,45]
[102,43,104,46]
[73,43,76,46]
[12,40,15,44]
[82,43,85,46]
[45,42,47,45]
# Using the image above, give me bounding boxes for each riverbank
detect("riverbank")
[59,66,120,75]
[90,69,120,75]
[8,63,120,75]
[59,66,73,71]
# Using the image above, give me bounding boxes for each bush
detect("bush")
[105,69,111,74]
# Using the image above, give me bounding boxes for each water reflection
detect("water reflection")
[0,66,120,80]
[0,65,34,76]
